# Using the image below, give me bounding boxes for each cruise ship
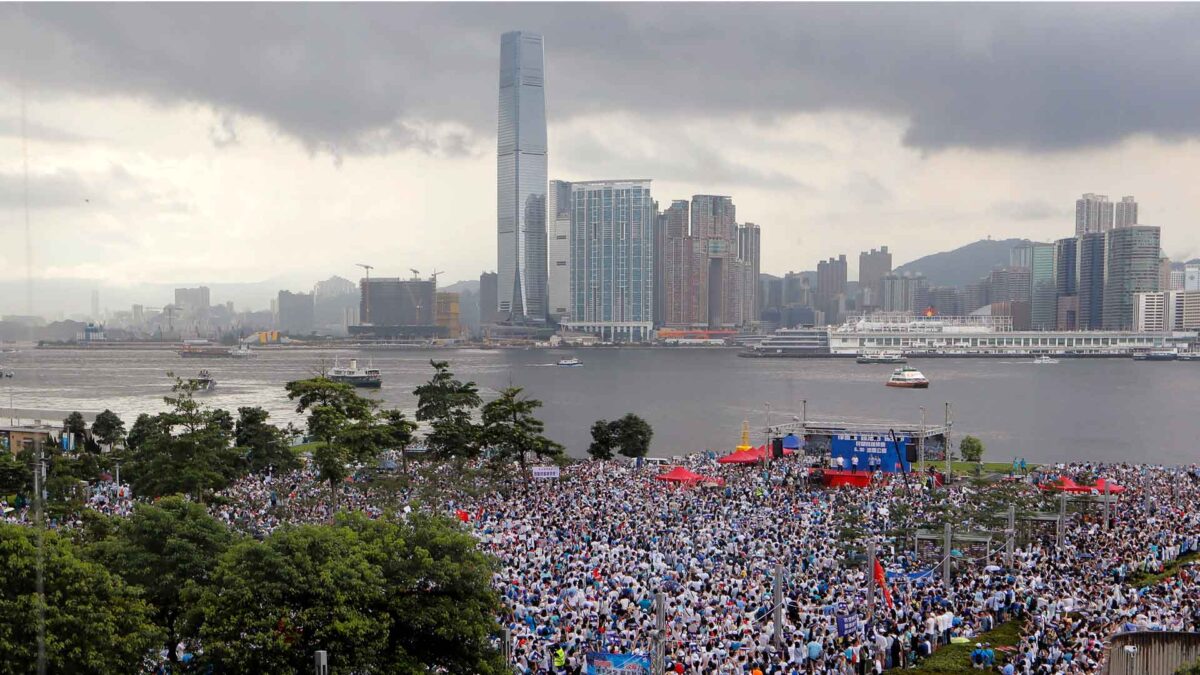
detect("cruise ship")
[743,314,1175,358]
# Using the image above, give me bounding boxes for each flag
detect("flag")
[455,509,470,522]
[874,559,894,609]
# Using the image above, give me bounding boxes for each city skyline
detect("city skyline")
[3,4,1200,315]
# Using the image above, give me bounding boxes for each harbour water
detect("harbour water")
[2,347,1198,464]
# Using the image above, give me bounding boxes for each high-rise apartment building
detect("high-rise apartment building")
[547,180,572,320]
[563,180,655,342]
[360,278,436,327]
[497,31,548,323]
[1102,225,1161,331]
[737,223,761,325]
[1077,233,1107,330]
[859,246,892,311]
[1114,196,1138,229]
[881,273,928,313]
[1075,193,1114,236]
[926,286,961,316]
[1169,269,1186,291]
[277,290,315,335]
[816,255,848,324]
[1133,291,1176,332]
[174,287,210,312]
[659,201,692,327]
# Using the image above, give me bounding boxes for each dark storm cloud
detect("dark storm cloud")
[2,3,1199,156]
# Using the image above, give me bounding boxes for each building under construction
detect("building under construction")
[351,276,445,339]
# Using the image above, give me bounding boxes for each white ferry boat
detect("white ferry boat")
[189,370,216,392]
[856,350,906,364]
[557,357,582,367]
[229,344,256,358]
[886,367,929,389]
[329,358,382,388]
[1033,355,1059,364]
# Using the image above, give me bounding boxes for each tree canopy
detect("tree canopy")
[234,406,299,474]
[481,387,563,473]
[88,497,234,664]
[587,413,654,460]
[90,409,126,449]
[413,360,482,459]
[285,377,379,497]
[0,523,161,673]
[960,435,985,463]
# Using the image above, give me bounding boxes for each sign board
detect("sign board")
[836,614,860,637]
[830,434,910,474]
[531,466,561,480]
[587,653,651,675]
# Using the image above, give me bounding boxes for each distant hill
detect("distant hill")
[893,238,1031,287]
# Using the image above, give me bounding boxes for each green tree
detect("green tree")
[587,419,616,460]
[285,377,378,502]
[960,435,985,463]
[613,413,653,458]
[379,409,418,471]
[0,451,28,497]
[344,512,507,674]
[125,413,166,453]
[126,376,242,502]
[413,360,482,459]
[481,387,564,477]
[198,524,388,674]
[63,410,88,438]
[0,523,161,672]
[90,409,126,449]
[234,406,299,474]
[88,497,234,666]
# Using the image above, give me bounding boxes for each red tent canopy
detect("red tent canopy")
[654,466,723,486]
[1039,476,1125,494]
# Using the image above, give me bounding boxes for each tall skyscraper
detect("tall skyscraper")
[1075,193,1114,236]
[278,290,315,335]
[1102,225,1162,330]
[563,180,655,342]
[660,195,757,329]
[1186,264,1200,292]
[858,246,892,311]
[1114,196,1138,229]
[881,273,928,313]
[1054,237,1079,330]
[479,272,499,325]
[1012,242,1055,329]
[547,180,572,320]
[1077,232,1107,330]
[497,31,548,324]
[816,255,848,323]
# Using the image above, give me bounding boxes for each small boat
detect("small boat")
[229,343,257,358]
[557,357,582,367]
[886,366,929,389]
[1033,355,1059,364]
[189,370,216,392]
[856,351,907,364]
[329,358,382,388]
[1177,352,1200,362]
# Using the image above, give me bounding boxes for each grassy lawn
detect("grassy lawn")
[289,441,324,454]
[893,620,1022,674]
[916,461,1038,477]
[1129,551,1200,587]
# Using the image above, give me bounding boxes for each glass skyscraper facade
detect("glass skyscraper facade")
[497,31,548,323]
[565,180,655,341]
[1103,225,1162,330]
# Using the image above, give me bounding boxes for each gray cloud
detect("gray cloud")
[2,4,1199,157]
[558,129,806,191]
[988,199,1068,221]
[0,166,189,214]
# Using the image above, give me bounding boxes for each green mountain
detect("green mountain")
[893,238,1031,287]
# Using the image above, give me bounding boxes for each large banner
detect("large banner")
[531,466,561,479]
[586,652,651,675]
[830,434,910,473]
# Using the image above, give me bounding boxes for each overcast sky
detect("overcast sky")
[2,2,1199,308]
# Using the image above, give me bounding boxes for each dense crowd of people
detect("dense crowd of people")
[6,452,1200,674]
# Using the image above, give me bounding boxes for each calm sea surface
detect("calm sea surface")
[2,347,1198,465]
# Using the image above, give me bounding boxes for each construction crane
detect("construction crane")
[429,269,443,286]
[410,268,421,280]
[356,263,374,324]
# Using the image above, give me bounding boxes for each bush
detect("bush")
[959,436,985,463]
